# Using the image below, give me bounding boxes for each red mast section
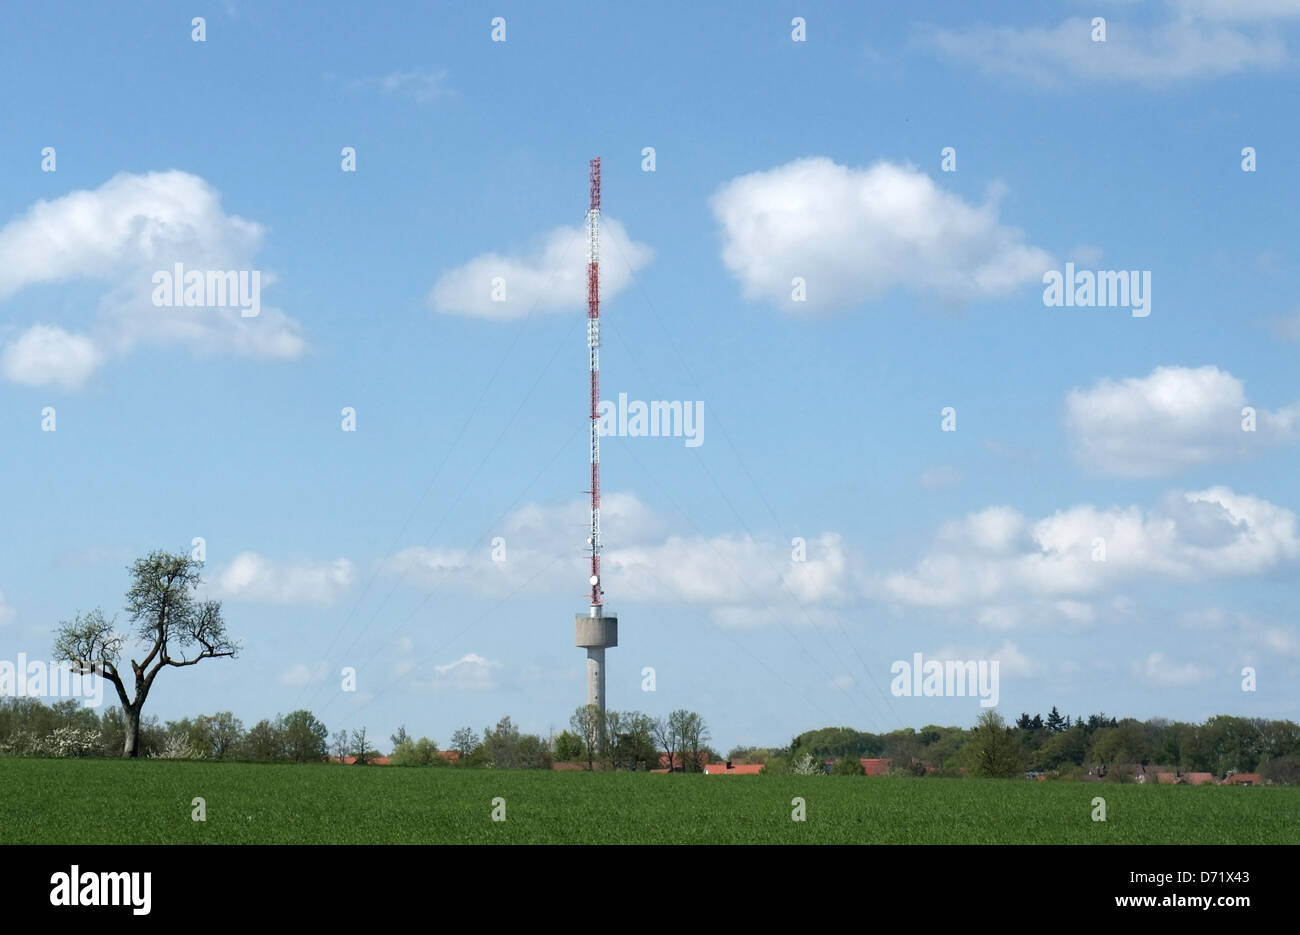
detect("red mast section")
[586,157,602,608]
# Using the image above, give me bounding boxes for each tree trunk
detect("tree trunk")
[123,704,142,758]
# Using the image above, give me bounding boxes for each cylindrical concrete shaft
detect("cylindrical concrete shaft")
[586,647,605,713]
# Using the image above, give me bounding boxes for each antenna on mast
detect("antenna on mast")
[574,157,617,734]
[586,157,602,609]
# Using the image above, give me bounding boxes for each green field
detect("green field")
[1,758,1294,844]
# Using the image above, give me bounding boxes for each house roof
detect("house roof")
[1223,773,1261,785]
[1186,772,1216,785]
[704,763,764,775]
[859,758,892,776]
[328,755,390,765]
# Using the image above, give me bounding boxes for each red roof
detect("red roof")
[438,749,460,763]
[657,751,708,770]
[1156,772,1180,784]
[1223,773,1261,785]
[1186,772,1216,786]
[327,756,390,765]
[704,763,763,775]
[859,758,892,776]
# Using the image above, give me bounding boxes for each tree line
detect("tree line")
[735,708,1300,783]
[0,697,715,773]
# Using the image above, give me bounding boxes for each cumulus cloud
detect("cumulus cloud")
[430,653,499,691]
[0,171,304,389]
[1,325,103,390]
[711,157,1049,312]
[1066,365,1300,477]
[383,493,853,626]
[877,487,1300,611]
[209,552,355,606]
[924,15,1286,86]
[429,218,653,320]
[1181,608,1300,658]
[383,485,1300,637]
[1136,652,1209,686]
[610,530,853,606]
[935,640,1039,677]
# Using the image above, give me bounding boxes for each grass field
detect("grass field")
[1,758,1294,844]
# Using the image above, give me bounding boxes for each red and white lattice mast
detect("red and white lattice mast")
[574,157,617,726]
[587,157,603,609]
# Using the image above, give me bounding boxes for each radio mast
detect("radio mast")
[574,157,617,731]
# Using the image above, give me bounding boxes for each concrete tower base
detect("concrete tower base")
[586,647,606,713]
[575,609,618,713]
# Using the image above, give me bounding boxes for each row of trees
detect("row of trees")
[0,697,358,762]
[0,696,716,774]
[554,706,713,771]
[7,696,1299,783]
[737,709,1300,783]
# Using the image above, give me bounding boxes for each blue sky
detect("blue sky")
[2,0,1298,751]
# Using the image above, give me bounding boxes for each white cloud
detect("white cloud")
[711,157,1049,312]
[936,640,1039,677]
[383,493,853,626]
[429,218,653,320]
[1181,607,1300,658]
[938,506,1027,554]
[1,324,103,390]
[0,171,305,388]
[877,487,1300,612]
[381,484,1300,645]
[1054,600,1096,625]
[925,16,1285,86]
[1136,652,1209,686]
[504,491,666,544]
[973,600,1097,631]
[1259,626,1300,656]
[210,552,355,606]
[1066,365,1300,477]
[279,662,328,687]
[430,653,499,691]
[610,530,853,606]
